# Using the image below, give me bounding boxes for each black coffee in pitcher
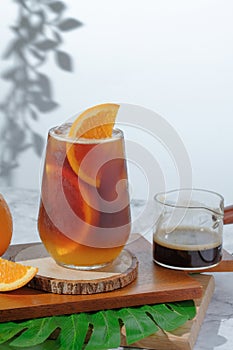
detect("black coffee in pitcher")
[153,226,222,270]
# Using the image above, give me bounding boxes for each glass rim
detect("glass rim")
[49,125,124,144]
[154,188,224,210]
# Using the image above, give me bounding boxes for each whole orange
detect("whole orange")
[0,194,13,256]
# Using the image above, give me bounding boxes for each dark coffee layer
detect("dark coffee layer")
[153,226,222,269]
[153,242,222,268]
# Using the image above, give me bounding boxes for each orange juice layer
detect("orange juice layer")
[38,125,131,267]
[38,213,124,266]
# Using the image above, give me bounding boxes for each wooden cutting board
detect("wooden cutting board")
[121,274,215,350]
[1,234,203,322]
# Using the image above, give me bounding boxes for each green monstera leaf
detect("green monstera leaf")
[0,300,196,350]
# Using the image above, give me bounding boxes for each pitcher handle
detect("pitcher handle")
[224,205,233,225]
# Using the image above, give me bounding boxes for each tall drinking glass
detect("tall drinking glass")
[38,124,131,270]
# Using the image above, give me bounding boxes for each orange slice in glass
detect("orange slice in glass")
[0,258,38,291]
[66,103,120,187]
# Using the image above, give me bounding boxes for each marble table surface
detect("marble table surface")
[1,186,233,350]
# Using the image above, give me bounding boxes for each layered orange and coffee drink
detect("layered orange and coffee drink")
[38,104,131,269]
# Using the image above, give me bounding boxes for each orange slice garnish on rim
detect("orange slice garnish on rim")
[66,103,120,187]
[69,103,120,139]
[0,258,38,292]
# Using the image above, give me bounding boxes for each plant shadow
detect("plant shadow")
[0,0,83,186]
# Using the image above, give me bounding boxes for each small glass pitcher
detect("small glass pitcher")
[153,188,233,271]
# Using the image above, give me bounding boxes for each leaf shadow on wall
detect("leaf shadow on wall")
[0,0,83,186]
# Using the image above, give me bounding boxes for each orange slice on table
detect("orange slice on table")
[0,258,38,292]
[0,194,13,256]
[66,103,120,187]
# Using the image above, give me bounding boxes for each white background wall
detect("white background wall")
[0,0,233,204]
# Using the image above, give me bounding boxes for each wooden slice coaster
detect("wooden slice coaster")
[15,245,138,295]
